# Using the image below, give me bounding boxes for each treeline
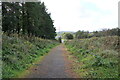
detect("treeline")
[63,28,119,40]
[75,28,120,39]
[2,2,56,39]
[75,28,119,39]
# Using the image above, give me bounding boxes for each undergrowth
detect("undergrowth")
[65,36,119,78]
[2,33,59,78]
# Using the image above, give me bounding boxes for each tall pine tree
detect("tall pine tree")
[2,1,56,39]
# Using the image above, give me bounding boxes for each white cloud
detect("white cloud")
[41,0,119,32]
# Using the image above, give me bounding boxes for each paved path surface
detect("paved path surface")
[24,44,77,78]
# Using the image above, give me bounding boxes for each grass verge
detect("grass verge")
[2,33,59,78]
[65,36,119,78]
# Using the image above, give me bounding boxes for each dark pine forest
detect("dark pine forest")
[2,2,56,39]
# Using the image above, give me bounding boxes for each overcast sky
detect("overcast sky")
[41,0,119,32]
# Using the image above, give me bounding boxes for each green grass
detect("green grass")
[65,36,119,78]
[2,33,59,78]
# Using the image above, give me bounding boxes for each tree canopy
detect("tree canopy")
[75,30,89,39]
[2,2,56,39]
[75,28,119,39]
[63,33,74,40]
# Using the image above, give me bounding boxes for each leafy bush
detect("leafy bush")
[63,33,74,40]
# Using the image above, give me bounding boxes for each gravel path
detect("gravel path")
[24,44,76,78]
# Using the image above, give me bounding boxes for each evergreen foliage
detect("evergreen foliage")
[2,2,56,39]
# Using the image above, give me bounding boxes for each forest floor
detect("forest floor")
[22,44,78,78]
